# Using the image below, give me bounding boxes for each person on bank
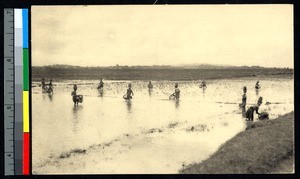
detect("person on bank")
[169,83,180,100]
[123,83,134,100]
[245,97,263,121]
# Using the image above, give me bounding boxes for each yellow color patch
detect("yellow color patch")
[23,91,29,132]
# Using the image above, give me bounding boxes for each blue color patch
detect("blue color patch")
[22,9,28,48]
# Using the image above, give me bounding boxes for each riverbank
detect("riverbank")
[32,66,293,81]
[180,112,294,174]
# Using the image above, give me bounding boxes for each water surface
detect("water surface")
[32,77,294,174]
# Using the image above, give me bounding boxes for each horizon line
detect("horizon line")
[31,64,294,69]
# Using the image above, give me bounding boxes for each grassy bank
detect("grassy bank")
[180,112,294,174]
[32,66,293,81]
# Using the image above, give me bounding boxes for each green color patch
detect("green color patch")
[23,48,29,91]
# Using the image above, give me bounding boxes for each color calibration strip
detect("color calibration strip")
[15,8,30,175]
[4,8,29,175]
[22,9,30,175]
[14,9,24,175]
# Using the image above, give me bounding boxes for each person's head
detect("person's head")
[42,78,45,81]
[175,83,178,88]
[100,79,103,82]
[50,79,52,82]
[243,86,247,93]
[73,84,77,91]
[256,81,259,84]
[128,83,132,88]
[149,81,151,83]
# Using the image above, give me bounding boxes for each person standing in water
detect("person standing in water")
[200,81,207,89]
[240,86,247,118]
[240,86,247,108]
[71,84,83,106]
[148,81,153,89]
[48,79,53,93]
[170,83,180,100]
[41,78,46,90]
[97,79,104,89]
[255,81,261,90]
[148,81,153,97]
[71,85,78,106]
[123,83,134,100]
[245,97,263,121]
[97,79,104,97]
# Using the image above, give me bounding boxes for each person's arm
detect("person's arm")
[131,90,134,96]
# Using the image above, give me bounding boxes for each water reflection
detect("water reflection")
[255,89,260,96]
[48,93,53,101]
[175,100,180,108]
[202,88,206,98]
[72,106,82,133]
[42,93,46,100]
[148,89,153,97]
[98,88,104,97]
[241,106,246,118]
[126,100,132,113]
[32,78,294,174]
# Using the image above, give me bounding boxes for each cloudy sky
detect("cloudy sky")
[31,5,293,68]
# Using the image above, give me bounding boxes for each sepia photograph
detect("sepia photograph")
[31,5,294,174]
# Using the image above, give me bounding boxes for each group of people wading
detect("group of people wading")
[41,78,267,121]
[240,81,268,121]
[41,78,53,94]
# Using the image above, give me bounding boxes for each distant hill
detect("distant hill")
[33,64,289,70]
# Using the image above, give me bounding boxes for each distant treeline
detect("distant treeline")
[32,66,293,81]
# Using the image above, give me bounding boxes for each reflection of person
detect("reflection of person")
[242,106,246,118]
[123,83,134,100]
[175,100,180,108]
[245,97,263,121]
[48,92,53,101]
[126,100,132,112]
[170,83,180,100]
[148,81,153,89]
[97,79,104,89]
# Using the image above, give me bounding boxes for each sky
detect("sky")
[31,5,293,68]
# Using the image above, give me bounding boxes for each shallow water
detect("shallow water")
[32,77,294,174]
